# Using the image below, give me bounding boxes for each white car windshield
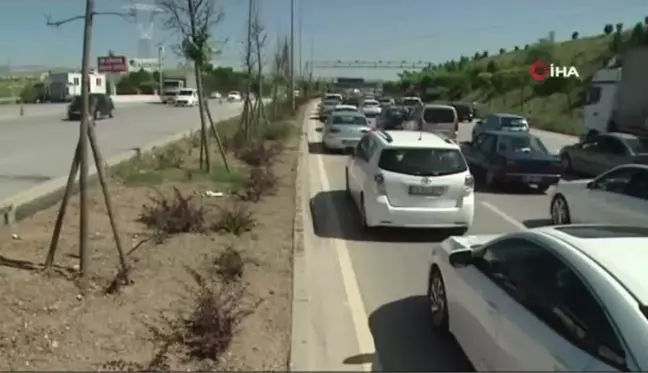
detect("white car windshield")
[363,101,379,107]
[178,90,194,96]
[331,115,367,126]
[228,92,239,96]
[498,135,548,154]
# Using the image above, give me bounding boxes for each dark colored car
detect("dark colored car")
[68,94,114,121]
[559,132,648,177]
[377,106,409,130]
[461,130,563,192]
[452,102,474,122]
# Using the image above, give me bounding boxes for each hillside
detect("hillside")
[389,19,648,135]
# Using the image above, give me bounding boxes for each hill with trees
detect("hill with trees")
[385,17,648,135]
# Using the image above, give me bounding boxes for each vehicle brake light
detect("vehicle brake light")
[374,174,387,195]
[464,174,474,195]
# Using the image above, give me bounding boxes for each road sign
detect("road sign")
[97,56,127,73]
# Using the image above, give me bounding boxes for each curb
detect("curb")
[288,100,313,371]
[0,111,243,227]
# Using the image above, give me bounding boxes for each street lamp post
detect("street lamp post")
[290,0,295,111]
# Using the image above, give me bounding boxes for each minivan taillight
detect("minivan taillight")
[464,174,474,195]
[374,174,387,195]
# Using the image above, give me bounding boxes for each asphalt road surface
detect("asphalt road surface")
[0,101,244,201]
[300,101,578,371]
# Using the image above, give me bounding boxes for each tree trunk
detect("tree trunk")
[194,62,211,172]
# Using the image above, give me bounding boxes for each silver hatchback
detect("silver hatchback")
[322,112,371,151]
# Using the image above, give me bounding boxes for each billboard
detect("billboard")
[127,58,159,73]
[97,56,127,73]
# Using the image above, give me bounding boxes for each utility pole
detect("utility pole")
[289,0,295,110]
[157,45,164,97]
[298,10,303,80]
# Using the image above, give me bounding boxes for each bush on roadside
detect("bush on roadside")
[235,141,282,168]
[180,270,251,361]
[154,144,186,169]
[138,187,205,234]
[262,121,293,141]
[213,203,256,236]
[237,166,278,202]
[213,246,244,283]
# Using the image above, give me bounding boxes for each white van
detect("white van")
[405,104,458,140]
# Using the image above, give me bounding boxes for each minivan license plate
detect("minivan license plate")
[409,186,445,196]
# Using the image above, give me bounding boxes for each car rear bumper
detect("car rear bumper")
[323,136,361,150]
[365,194,475,228]
[496,173,561,185]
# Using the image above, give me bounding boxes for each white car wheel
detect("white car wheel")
[550,195,571,225]
[427,267,449,333]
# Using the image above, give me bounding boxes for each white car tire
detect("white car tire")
[427,266,450,333]
[550,194,571,225]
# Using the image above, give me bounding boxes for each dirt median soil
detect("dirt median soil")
[0,103,307,371]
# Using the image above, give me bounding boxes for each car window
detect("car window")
[378,147,467,176]
[331,115,367,126]
[423,107,456,123]
[593,167,639,194]
[597,137,628,156]
[497,135,548,154]
[323,99,339,106]
[500,116,528,128]
[621,169,648,200]
[453,104,471,116]
[355,136,371,161]
[402,98,421,106]
[473,238,627,370]
[479,134,497,154]
[622,136,648,154]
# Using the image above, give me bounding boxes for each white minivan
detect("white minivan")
[404,104,459,140]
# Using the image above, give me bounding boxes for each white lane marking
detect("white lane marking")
[480,201,526,230]
[310,114,377,372]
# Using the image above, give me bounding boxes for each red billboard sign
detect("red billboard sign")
[97,56,127,73]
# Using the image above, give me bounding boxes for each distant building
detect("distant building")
[48,72,107,102]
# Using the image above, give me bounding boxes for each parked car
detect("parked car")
[67,93,114,121]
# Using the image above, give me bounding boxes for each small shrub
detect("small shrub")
[213,203,256,236]
[154,144,186,169]
[138,187,205,234]
[181,271,251,360]
[262,121,293,141]
[238,166,278,202]
[235,141,281,167]
[213,246,244,283]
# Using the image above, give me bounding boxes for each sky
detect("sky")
[2,0,648,80]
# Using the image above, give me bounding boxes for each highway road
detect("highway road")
[0,101,244,201]
[299,100,579,371]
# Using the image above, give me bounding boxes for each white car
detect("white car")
[322,111,370,151]
[428,224,648,371]
[345,130,474,232]
[332,104,358,114]
[549,163,648,226]
[360,99,382,122]
[227,91,242,102]
[175,88,198,106]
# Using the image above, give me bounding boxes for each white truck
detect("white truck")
[581,48,648,141]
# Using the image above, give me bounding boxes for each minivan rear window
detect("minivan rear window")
[423,107,456,123]
[378,148,467,176]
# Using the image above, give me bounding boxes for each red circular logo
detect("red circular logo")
[529,60,549,81]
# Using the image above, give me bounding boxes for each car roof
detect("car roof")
[491,113,524,119]
[423,104,455,110]
[334,104,357,108]
[538,224,648,304]
[482,129,535,138]
[374,130,459,149]
[331,110,363,116]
